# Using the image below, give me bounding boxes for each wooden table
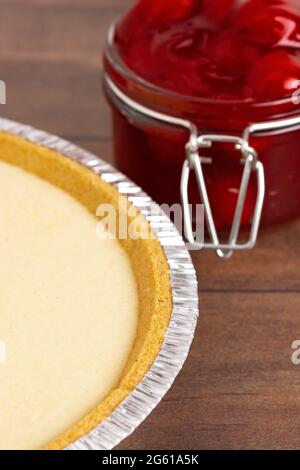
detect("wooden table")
[2,0,300,450]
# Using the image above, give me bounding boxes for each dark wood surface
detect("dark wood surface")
[1,0,300,450]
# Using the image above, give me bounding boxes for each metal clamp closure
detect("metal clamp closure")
[181,133,265,259]
[104,75,300,258]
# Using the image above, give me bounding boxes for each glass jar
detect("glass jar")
[103,8,300,256]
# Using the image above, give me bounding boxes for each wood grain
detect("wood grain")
[118,293,300,450]
[193,219,300,292]
[1,0,131,9]
[1,0,300,450]
[0,5,119,136]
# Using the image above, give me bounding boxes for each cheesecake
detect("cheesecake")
[0,131,172,450]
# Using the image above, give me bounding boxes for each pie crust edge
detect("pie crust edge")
[0,131,173,450]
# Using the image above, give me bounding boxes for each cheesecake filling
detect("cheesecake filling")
[0,160,138,450]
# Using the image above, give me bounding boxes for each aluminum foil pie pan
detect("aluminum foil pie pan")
[0,117,199,450]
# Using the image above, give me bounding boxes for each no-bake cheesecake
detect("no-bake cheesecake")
[0,131,172,450]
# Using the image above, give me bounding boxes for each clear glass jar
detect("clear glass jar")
[103,3,300,253]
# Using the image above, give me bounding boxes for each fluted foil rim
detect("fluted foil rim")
[0,118,199,450]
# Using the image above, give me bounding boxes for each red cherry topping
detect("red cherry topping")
[248,50,300,100]
[203,0,241,24]
[237,0,300,46]
[116,0,300,101]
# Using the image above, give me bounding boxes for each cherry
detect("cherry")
[248,50,300,100]
[239,12,287,47]
[203,0,241,25]
[207,31,260,74]
[237,0,300,46]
